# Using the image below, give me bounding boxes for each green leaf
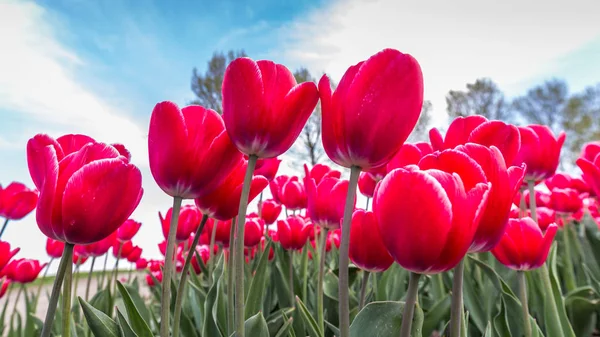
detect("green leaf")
[89,288,112,316]
[483,322,493,337]
[349,301,404,337]
[565,287,600,337]
[123,284,151,326]
[422,294,451,337]
[546,246,577,337]
[273,317,294,337]
[116,308,138,337]
[203,256,225,337]
[78,297,120,337]
[295,296,322,337]
[245,240,272,318]
[244,312,269,337]
[212,261,228,335]
[116,281,153,337]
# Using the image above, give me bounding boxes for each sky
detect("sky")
[1,0,599,271]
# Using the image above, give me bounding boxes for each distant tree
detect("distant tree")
[190,50,247,113]
[290,68,324,166]
[408,100,433,142]
[511,79,569,131]
[561,84,600,158]
[446,78,509,121]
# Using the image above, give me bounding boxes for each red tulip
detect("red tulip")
[148,260,164,272]
[304,164,350,228]
[319,48,424,169]
[260,199,282,225]
[512,125,565,182]
[513,188,552,208]
[117,219,142,242]
[305,164,341,185]
[253,158,282,181]
[349,210,393,272]
[0,279,9,298]
[0,182,38,220]
[191,245,211,274]
[127,246,143,263]
[73,248,89,265]
[536,207,557,231]
[279,177,307,211]
[277,216,311,251]
[244,216,264,248]
[358,173,378,199]
[0,241,19,271]
[452,144,525,252]
[329,229,341,249]
[136,258,148,270]
[27,134,143,244]
[113,240,134,259]
[386,143,432,172]
[577,153,600,198]
[207,220,233,247]
[492,217,557,270]
[160,205,202,243]
[6,258,46,283]
[45,238,64,259]
[195,161,268,221]
[85,231,116,257]
[146,271,163,286]
[374,164,490,274]
[581,141,600,162]
[545,173,592,194]
[550,188,582,215]
[222,58,319,158]
[430,117,521,166]
[148,102,242,199]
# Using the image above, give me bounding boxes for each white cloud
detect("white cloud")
[276,0,600,127]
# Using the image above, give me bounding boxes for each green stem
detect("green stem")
[517,271,532,337]
[227,217,237,337]
[9,284,23,325]
[400,272,421,337]
[234,155,258,337]
[450,259,465,337]
[98,253,109,290]
[317,227,329,335]
[34,259,53,309]
[365,197,370,212]
[0,218,8,239]
[519,186,527,218]
[85,257,96,301]
[431,273,445,300]
[289,250,294,307]
[173,214,209,337]
[160,196,183,337]
[539,263,564,334]
[73,257,82,307]
[128,264,133,282]
[41,243,73,337]
[112,243,122,298]
[359,271,370,311]
[561,223,577,292]
[62,249,74,337]
[338,165,361,337]
[209,220,218,284]
[301,245,309,304]
[527,180,537,223]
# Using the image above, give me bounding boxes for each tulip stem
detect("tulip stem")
[112,243,122,298]
[317,227,329,335]
[301,245,309,304]
[233,154,258,337]
[0,218,8,239]
[519,187,527,218]
[400,272,421,337]
[359,271,370,311]
[73,257,82,307]
[288,250,294,307]
[527,180,537,222]
[561,223,577,292]
[339,165,361,337]
[160,196,183,337]
[85,257,96,302]
[450,258,465,337]
[34,258,53,310]
[62,248,74,337]
[539,263,564,334]
[41,243,73,337]
[517,271,532,337]
[173,214,209,337]
[9,284,23,326]
[99,253,108,290]
[227,218,236,337]
[365,197,370,211]
[209,220,218,284]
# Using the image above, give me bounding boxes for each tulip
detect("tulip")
[73,246,89,265]
[305,164,341,185]
[577,151,600,198]
[260,199,282,225]
[244,216,264,248]
[127,246,143,263]
[0,279,9,299]
[550,188,583,215]
[207,219,233,247]
[280,177,307,211]
[277,216,311,251]
[253,157,282,181]
[113,240,134,259]
[195,161,268,221]
[0,241,19,273]
[523,207,556,231]
[386,142,432,172]
[0,182,38,238]
[581,141,600,162]
[148,260,164,273]
[358,173,378,200]
[545,173,592,194]
[514,188,552,209]
[320,48,424,337]
[349,209,393,273]
[6,258,46,284]
[512,125,565,183]
[117,219,142,242]
[160,205,202,243]
[46,238,65,259]
[190,245,211,274]
[146,271,163,287]
[430,117,521,166]
[329,229,341,249]
[304,164,350,229]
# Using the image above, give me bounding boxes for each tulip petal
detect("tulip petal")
[419,149,487,190]
[444,116,488,149]
[62,158,143,244]
[469,121,521,166]
[27,134,64,189]
[429,128,444,151]
[56,134,95,156]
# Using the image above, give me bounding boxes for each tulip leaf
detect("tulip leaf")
[78,297,120,337]
[116,308,138,337]
[483,322,492,337]
[116,281,153,337]
[203,256,225,337]
[565,286,600,337]
[245,240,272,318]
[212,259,228,336]
[273,317,294,337]
[123,284,151,326]
[546,246,577,337]
[349,301,404,337]
[295,296,323,337]
[422,294,451,337]
[244,312,269,337]
[89,288,112,316]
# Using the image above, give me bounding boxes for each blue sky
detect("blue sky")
[1,0,599,266]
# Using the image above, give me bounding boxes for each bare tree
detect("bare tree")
[446,78,509,121]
